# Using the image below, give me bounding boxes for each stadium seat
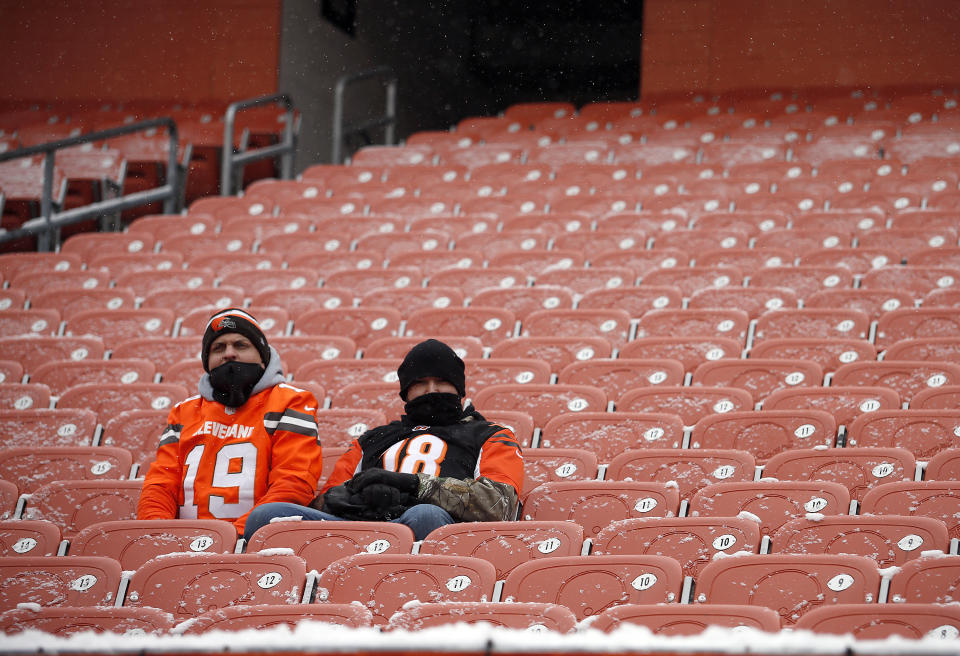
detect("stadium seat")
[30,358,156,397]
[57,382,186,419]
[0,408,98,448]
[688,480,851,535]
[313,408,387,449]
[178,603,373,634]
[911,384,960,409]
[691,212,790,238]
[0,309,60,338]
[747,337,877,374]
[589,603,781,635]
[761,447,916,501]
[578,286,684,319]
[799,246,901,275]
[693,554,880,625]
[329,382,403,417]
[463,358,552,396]
[0,555,123,608]
[635,309,750,345]
[753,308,871,343]
[322,267,421,298]
[0,252,82,280]
[846,409,960,458]
[359,286,465,315]
[8,268,107,299]
[521,448,599,494]
[386,601,577,632]
[832,360,960,405]
[68,519,238,571]
[141,286,245,320]
[419,521,585,580]
[860,481,960,540]
[884,337,960,364]
[770,515,950,568]
[535,266,637,296]
[522,480,680,538]
[487,249,586,277]
[0,361,22,385]
[539,412,685,458]
[861,265,960,301]
[691,359,824,404]
[593,516,762,578]
[794,603,960,639]
[0,519,61,557]
[0,446,133,494]
[63,308,175,350]
[696,246,793,271]
[314,553,496,625]
[0,335,105,377]
[0,383,51,411]
[619,336,742,374]
[473,383,607,428]
[887,554,960,603]
[924,448,960,481]
[20,479,142,537]
[589,246,689,277]
[471,286,576,322]
[491,337,613,375]
[858,227,959,260]
[500,554,683,620]
[690,409,837,463]
[295,358,400,394]
[687,286,799,319]
[522,308,631,348]
[124,552,308,622]
[30,288,138,321]
[0,604,175,637]
[606,448,756,500]
[640,265,745,299]
[110,336,197,373]
[99,409,168,469]
[876,307,960,349]
[404,306,516,347]
[0,480,17,521]
[762,385,900,427]
[365,336,485,360]
[616,386,754,427]
[246,521,415,573]
[269,336,358,366]
[426,267,528,300]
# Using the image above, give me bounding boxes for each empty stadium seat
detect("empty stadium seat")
[178,603,373,634]
[589,603,781,635]
[753,308,871,343]
[0,408,98,448]
[690,409,837,463]
[500,554,683,621]
[31,358,156,397]
[0,309,60,338]
[747,337,877,374]
[473,383,607,428]
[620,336,742,373]
[329,382,402,416]
[876,307,960,348]
[887,554,960,603]
[99,409,168,469]
[606,448,756,500]
[20,479,142,537]
[0,446,133,494]
[68,519,238,571]
[860,481,960,540]
[693,554,880,625]
[0,519,61,557]
[0,605,175,637]
[558,359,684,402]
[846,408,960,458]
[884,337,960,363]
[295,358,400,394]
[426,266,528,300]
[419,521,585,580]
[692,359,824,404]
[762,447,916,501]
[762,386,901,427]
[270,336,357,366]
[57,382,186,420]
[794,603,960,639]
[635,308,750,345]
[386,601,577,632]
[911,384,960,409]
[617,386,754,427]
[771,515,950,568]
[30,287,138,321]
[124,552,308,622]
[0,383,51,411]
[521,448,600,495]
[245,520,414,573]
[404,306,516,347]
[687,286,800,319]
[0,480,17,521]
[313,408,387,449]
[578,286,684,319]
[832,360,960,405]
[539,411,685,459]
[0,555,123,609]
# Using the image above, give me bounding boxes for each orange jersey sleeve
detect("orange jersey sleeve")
[319,439,363,494]
[477,427,523,493]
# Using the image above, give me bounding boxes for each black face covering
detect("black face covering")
[403,392,463,426]
[209,361,265,407]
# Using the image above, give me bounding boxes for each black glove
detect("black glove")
[360,483,406,510]
[351,468,420,496]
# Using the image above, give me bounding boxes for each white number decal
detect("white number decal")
[382,434,447,475]
[180,442,259,519]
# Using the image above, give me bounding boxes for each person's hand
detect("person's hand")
[351,468,420,495]
[360,483,407,509]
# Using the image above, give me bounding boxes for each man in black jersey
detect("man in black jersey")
[244,339,524,541]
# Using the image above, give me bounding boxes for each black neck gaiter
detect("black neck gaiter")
[404,392,463,426]
[209,361,264,408]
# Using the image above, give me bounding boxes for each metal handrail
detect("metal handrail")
[0,117,180,250]
[220,93,298,196]
[332,66,397,164]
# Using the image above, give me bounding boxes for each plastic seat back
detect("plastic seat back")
[688,480,851,535]
[521,448,599,495]
[490,337,613,374]
[64,309,174,350]
[912,384,960,409]
[270,336,357,367]
[0,605,175,637]
[762,447,916,501]
[692,359,824,404]
[419,521,585,580]
[31,359,157,397]
[687,286,799,319]
[747,337,876,374]
[386,601,577,633]
[771,515,950,568]
[179,603,373,634]
[295,358,400,393]
[0,383,51,411]
[0,555,122,609]
[314,553,496,625]
[805,288,915,322]
[69,519,238,571]
[500,554,683,621]
[620,336,742,373]
[832,360,960,405]
[329,382,403,417]
[405,306,516,346]
[0,446,133,494]
[0,408,98,448]
[694,554,880,625]
[691,409,837,463]
[590,603,781,635]
[884,337,960,364]
[795,603,960,639]
[540,411,684,460]
[578,286,683,319]
[748,265,854,300]
[887,554,960,603]
[522,308,631,348]
[0,336,105,377]
[558,359,684,402]
[365,335,485,360]
[606,448,756,500]
[0,520,61,557]
[473,383,607,429]
[635,309,750,345]
[522,480,680,538]
[847,409,960,458]
[762,385,900,427]
[313,409,387,449]
[753,308,870,343]
[464,358,552,395]
[125,552,307,622]
[876,307,960,348]
[294,307,401,348]
[57,382,187,420]
[0,480,18,521]
[617,386,754,427]
[861,481,960,540]
[245,521,415,573]
[21,480,142,537]
[593,516,761,578]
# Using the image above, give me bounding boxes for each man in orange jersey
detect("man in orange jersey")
[244,339,523,541]
[137,308,323,536]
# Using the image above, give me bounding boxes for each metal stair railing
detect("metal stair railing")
[331,66,398,164]
[220,93,299,196]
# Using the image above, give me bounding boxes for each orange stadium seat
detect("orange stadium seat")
[693,554,880,626]
[0,361,22,385]
[63,308,175,350]
[521,308,631,348]
[832,360,960,405]
[0,519,61,557]
[620,336,742,374]
[387,601,576,632]
[859,227,959,260]
[490,337,613,374]
[20,479,142,537]
[30,287,138,321]
[246,521,415,573]
[522,480,680,538]
[754,308,871,343]
[0,480,17,521]
[747,337,877,374]
[590,603,781,635]
[762,385,900,426]
[762,447,916,501]
[799,246,901,274]
[295,358,400,393]
[30,358,156,397]
[690,409,837,463]
[534,266,637,295]
[521,448,599,494]
[887,554,960,604]
[500,555,683,621]
[365,335,484,360]
[924,448,960,481]
[269,336,357,366]
[862,265,960,300]
[314,553,496,625]
[487,249,586,277]
[0,555,123,609]
[179,603,374,633]
[687,286,800,319]
[57,382,186,419]
[69,519,238,571]
[473,383,607,428]
[876,307,960,348]
[578,286,684,319]
[696,246,793,271]
[846,409,960,457]
[639,265,745,299]
[635,308,750,345]
[558,359,684,405]
[426,266,528,300]
[795,603,960,639]
[141,286,245,319]
[100,409,169,469]
[753,227,853,251]
[9,269,113,300]
[359,286,465,315]
[689,480,851,535]
[313,408,387,448]
[0,308,61,338]
[805,288,916,322]
[606,448,756,500]
[911,384,960,409]
[471,285,575,321]
[0,252,83,280]
[330,382,403,416]
[124,552,307,623]
[592,514,763,581]
[0,446,133,494]
[419,521,585,580]
[463,358,552,394]
[616,386,754,427]
[0,604,176,637]
[539,411,685,457]
[0,383,51,411]
[860,481,960,540]
[0,408,99,448]
[404,306,517,347]
[293,307,401,349]
[770,515,949,568]
[112,268,215,302]
[691,359,824,404]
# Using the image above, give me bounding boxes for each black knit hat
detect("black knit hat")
[397,339,466,401]
[201,308,270,372]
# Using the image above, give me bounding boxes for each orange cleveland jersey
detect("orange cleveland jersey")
[137,382,323,535]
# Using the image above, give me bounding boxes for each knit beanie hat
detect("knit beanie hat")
[397,339,466,401]
[201,308,270,372]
